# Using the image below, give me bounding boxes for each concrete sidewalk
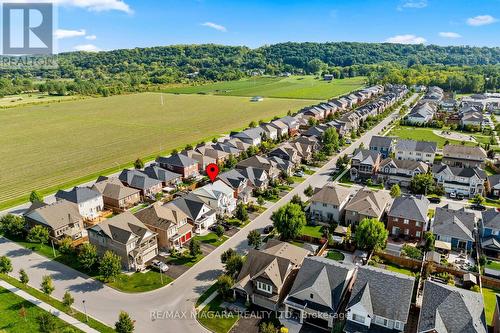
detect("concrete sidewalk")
[0,279,100,333]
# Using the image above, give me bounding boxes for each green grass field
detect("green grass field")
[0,92,316,209]
[163,76,366,100]
[388,126,477,149]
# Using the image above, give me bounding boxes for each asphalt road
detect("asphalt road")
[0,94,419,333]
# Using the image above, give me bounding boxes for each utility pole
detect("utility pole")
[82,300,89,322]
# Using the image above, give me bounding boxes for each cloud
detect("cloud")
[397,0,427,10]
[74,44,100,52]
[385,34,426,44]
[85,35,97,40]
[467,15,497,26]
[439,31,461,38]
[201,22,227,32]
[56,0,132,14]
[54,29,86,39]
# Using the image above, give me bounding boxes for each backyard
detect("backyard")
[483,287,500,326]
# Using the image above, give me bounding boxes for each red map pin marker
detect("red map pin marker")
[205,163,219,182]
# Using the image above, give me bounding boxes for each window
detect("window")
[256,281,272,293]
[352,313,365,323]
[375,316,388,327]
[394,321,403,330]
[404,219,409,224]
[416,231,421,238]
[404,229,409,235]
[322,203,327,207]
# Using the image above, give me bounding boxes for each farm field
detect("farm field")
[163,75,366,100]
[0,92,315,209]
[0,93,84,108]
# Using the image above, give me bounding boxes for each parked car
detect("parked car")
[428,196,441,204]
[294,171,305,177]
[150,259,168,272]
[457,193,464,200]
[263,225,274,234]
[449,192,457,199]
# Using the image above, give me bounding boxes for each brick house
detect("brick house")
[156,153,199,179]
[387,195,430,240]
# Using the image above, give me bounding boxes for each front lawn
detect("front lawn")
[167,253,204,267]
[291,176,305,184]
[469,197,500,208]
[194,233,229,248]
[196,283,218,307]
[0,286,84,333]
[300,225,324,238]
[486,260,500,271]
[10,237,60,259]
[107,271,173,293]
[197,295,240,333]
[483,287,500,326]
[326,250,345,261]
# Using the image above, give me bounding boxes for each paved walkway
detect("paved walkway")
[0,279,100,333]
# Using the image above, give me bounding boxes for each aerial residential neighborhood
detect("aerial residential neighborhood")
[0,1,500,333]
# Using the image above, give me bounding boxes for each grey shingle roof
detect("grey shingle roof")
[417,280,486,333]
[388,195,429,223]
[55,186,101,204]
[348,265,415,323]
[310,185,352,206]
[395,139,437,154]
[143,166,182,183]
[156,153,198,168]
[25,199,83,230]
[118,169,162,191]
[432,163,487,180]
[488,174,500,190]
[433,206,476,241]
[89,211,154,245]
[352,149,381,167]
[368,135,394,149]
[481,209,500,230]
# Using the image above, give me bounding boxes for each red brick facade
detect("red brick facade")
[387,216,425,240]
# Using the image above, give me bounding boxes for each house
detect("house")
[310,185,353,223]
[24,200,86,246]
[405,102,436,125]
[118,169,163,197]
[260,123,279,141]
[421,86,444,104]
[191,180,237,215]
[233,240,310,311]
[197,146,231,165]
[134,202,192,250]
[368,136,394,158]
[377,158,429,188]
[279,116,300,136]
[156,154,199,179]
[217,169,251,203]
[55,187,103,220]
[432,163,486,197]
[345,265,415,333]
[166,193,217,233]
[88,212,158,271]
[182,149,216,171]
[461,110,484,128]
[440,98,458,111]
[232,127,264,146]
[143,165,182,187]
[417,280,486,333]
[225,137,252,152]
[488,175,500,198]
[481,209,500,257]
[237,155,280,180]
[270,120,289,138]
[344,188,392,227]
[350,149,382,181]
[212,142,242,157]
[92,177,141,211]
[442,144,487,168]
[284,257,355,330]
[387,195,429,240]
[238,166,269,190]
[267,156,294,176]
[269,145,301,165]
[395,139,437,163]
[432,205,476,251]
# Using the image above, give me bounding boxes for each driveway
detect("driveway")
[0,93,419,332]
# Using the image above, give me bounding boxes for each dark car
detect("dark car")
[263,225,274,234]
[470,204,486,211]
[428,197,441,204]
[456,193,465,200]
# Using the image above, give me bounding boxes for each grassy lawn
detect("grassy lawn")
[303,169,315,175]
[486,260,500,271]
[0,92,316,210]
[382,263,415,277]
[388,126,477,149]
[428,209,435,219]
[163,76,366,100]
[289,240,305,248]
[0,274,114,333]
[483,287,500,326]
[107,271,173,293]
[326,250,345,261]
[0,92,84,108]
[290,176,305,184]
[197,295,240,333]
[0,286,84,333]
[167,253,204,267]
[300,225,324,238]
[128,203,149,214]
[12,238,60,259]
[196,283,218,307]
[486,165,497,176]
[469,197,500,208]
[194,233,229,248]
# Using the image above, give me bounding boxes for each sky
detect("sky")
[43,0,500,52]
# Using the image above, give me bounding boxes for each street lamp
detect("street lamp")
[82,300,88,322]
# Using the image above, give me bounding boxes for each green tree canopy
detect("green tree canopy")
[271,203,306,240]
[354,218,388,252]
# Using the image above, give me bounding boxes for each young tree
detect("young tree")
[214,225,225,239]
[29,190,43,203]
[19,269,29,285]
[248,120,257,128]
[0,214,26,237]
[354,218,388,252]
[27,225,49,244]
[423,231,435,251]
[271,203,306,241]
[115,311,135,333]
[225,254,244,277]
[78,243,98,272]
[133,158,144,169]
[304,185,314,197]
[99,250,122,282]
[36,313,56,333]
[58,236,73,254]
[220,248,236,264]
[345,225,352,244]
[290,194,305,209]
[62,290,74,310]
[235,202,248,221]
[390,184,401,198]
[410,173,436,195]
[189,239,201,257]
[0,255,12,274]
[257,196,265,206]
[41,275,55,295]
[225,154,237,169]
[247,229,262,249]
[322,127,339,149]
[216,274,234,300]
[260,322,277,333]
[472,194,486,206]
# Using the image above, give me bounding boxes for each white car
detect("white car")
[151,259,169,272]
